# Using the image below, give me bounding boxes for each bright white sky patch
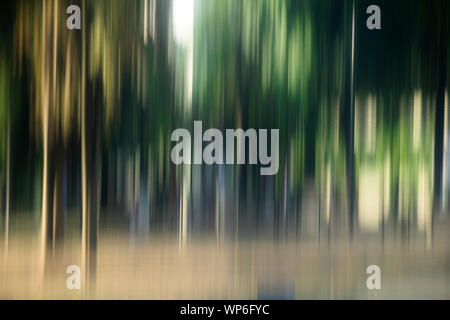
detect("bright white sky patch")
[172,0,194,109]
[172,0,194,46]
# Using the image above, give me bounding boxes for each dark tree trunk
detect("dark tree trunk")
[83,82,103,290]
[344,0,356,238]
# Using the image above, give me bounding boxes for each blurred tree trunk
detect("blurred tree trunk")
[81,0,102,293]
[155,0,170,66]
[82,84,102,292]
[345,0,356,237]
[433,0,448,228]
[50,0,64,252]
[4,93,10,261]
[52,141,65,250]
[154,0,175,227]
[39,89,49,276]
[39,1,66,267]
[41,138,67,256]
[0,176,2,231]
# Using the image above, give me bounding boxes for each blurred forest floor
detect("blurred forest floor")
[1,215,449,299]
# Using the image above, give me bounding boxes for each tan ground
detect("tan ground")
[1,227,449,299]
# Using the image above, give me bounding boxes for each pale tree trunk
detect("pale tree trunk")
[38,0,50,279]
[4,93,10,264]
[39,114,49,278]
[50,0,65,254]
[52,142,65,252]
[0,175,2,235]
[81,0,88,294]
[40,0,62,275]
[347,1,356,238]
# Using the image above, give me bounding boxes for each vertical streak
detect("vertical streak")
[178,171,189,253]
[151,0,156,41]
[178,192,183,251]
[215,180,219,248]
[4,91,10,264]
[53,1,58,117]
[349,1,356,236]
[442,91,448,209]
[81,0,87,295]
[39,0,48,279]
[351,3,355,89]
[51,0,58,252]
[350,2,355,137]
[144,0,148,45]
